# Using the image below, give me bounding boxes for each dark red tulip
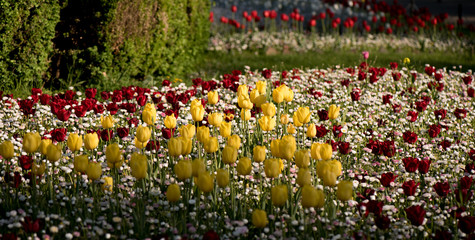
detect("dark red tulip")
[402,180,419,196]
[380,172,397,187]
[433,181,450,197]
[405,205,425,226]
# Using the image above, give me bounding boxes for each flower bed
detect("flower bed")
[0,60,474,239]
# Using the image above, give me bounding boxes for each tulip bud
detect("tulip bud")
[207,91,219,105]
[166,184,181,202]
[84,132,99,150]
[222,145,238,165]
[74,155,89,173]
[130,153,147,180]
[136,125,151,143]
[253,145,266,163]
[106,143,122,167]
[102,176,113,192]
[179,136,192,156]
[227,135,241,150]
[292,112,303,127]
[46,144,62,163]
[216,168,229,188]
[142,103,157,125]
[241,109,251,121]
[0,141,14,159]
[256,81,266,94]
[32,161,46,176]
[23,132,41,153]
[39,139,52,156]
[208,113,224,127]
[86,162,102,181]
[264,158,281,178]
[101,115,114,129]
[328,104,341,120]
[296,107,311,124]
[168,137,183,157]
[287,123,296,134]
[295,149,310,168]
[296,168,312,187]
[270,139,281,158]
[261,102,276,117]
[197,171,214,193]
[280,135,296,160]
[203,136,218,153]
[192,158,206,177]
[320,143,333,160]
[179,124,196,139]
[174,160,192,180]
[67,133,83,152]
[301,185,325,208]
[190,105,205,122]
[219,122,232,138]
[306,124,316,138]
[280,114,289,124]
[271,185,288,207]
[252,209,268,228]
[258,116,276,131]
[237,157,252,176]
[337,180,353,201]
[164,114,177,129]
[197,126,210,143]
[311,143,322,160]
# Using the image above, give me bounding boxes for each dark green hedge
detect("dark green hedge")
[0,0,61,90]
[0,0,210,91]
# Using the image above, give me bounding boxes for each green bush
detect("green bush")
[0,0,60,91]
[50,0,211,89]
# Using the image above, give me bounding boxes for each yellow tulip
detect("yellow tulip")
[164,114,177,129]
[67,133,83,152]
[253,146,266,163]
[23,132,41,153]
[337,180,353,201]
[296,107,311,124]
[280,135,296,161]
[237,85,248,97]
[271,185,288,207]
[207,91,219,105]
[258,116,276,131]
[238,95,253,109]
[287,123,296,134]
[227,135,241,150]
[280,114,289,124]
[320,143,333,161]
[256,80,266,94]
[216,168,229,188]
[328,105,341,120]
[222,145,237,165]
[134,137,148,149]
[272,88,284,103]
[250,89,260,104]
[102,176,113,192]
[84,132,99,150]
[284,88,294,102]
[296,168,311,187]
[310,143,322,160]
[190,105,205,122]
[174,160,192,180]
[322,171,337,187]
[142,103,157,125]
[0,141,14,159]
[404,57,411,64]
[136,125,151,143]
[301,185,325,208]
[74,155,89,173]
[219,122,232,138]
[179,124,196,139]
[316,160,342,180]
[86,162,102,181]
[208,113,223,127]
[192,158,206,177]
[270,139,281,158]
[39,139,52,156]
[168,137,183,157]
[264,158,281,178]
[179,136,192,155]
[129,153,147,180]
[101,115,114,129]
[190,99,202,109]
[46,144,62,163]
[254,95,267,108]
[106,143,122,167]
[31,161,46,176]
[197,126,210,143]
[197,171,214,193]
[295,149,310,168]
[241,109,251,121]
[261,102,276,117]
[306,124,316,138]
[203,137,218,153]
[292,112,303,127]
[237,157,252,176]
[166,184,181,202]
[252,209,268,228]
